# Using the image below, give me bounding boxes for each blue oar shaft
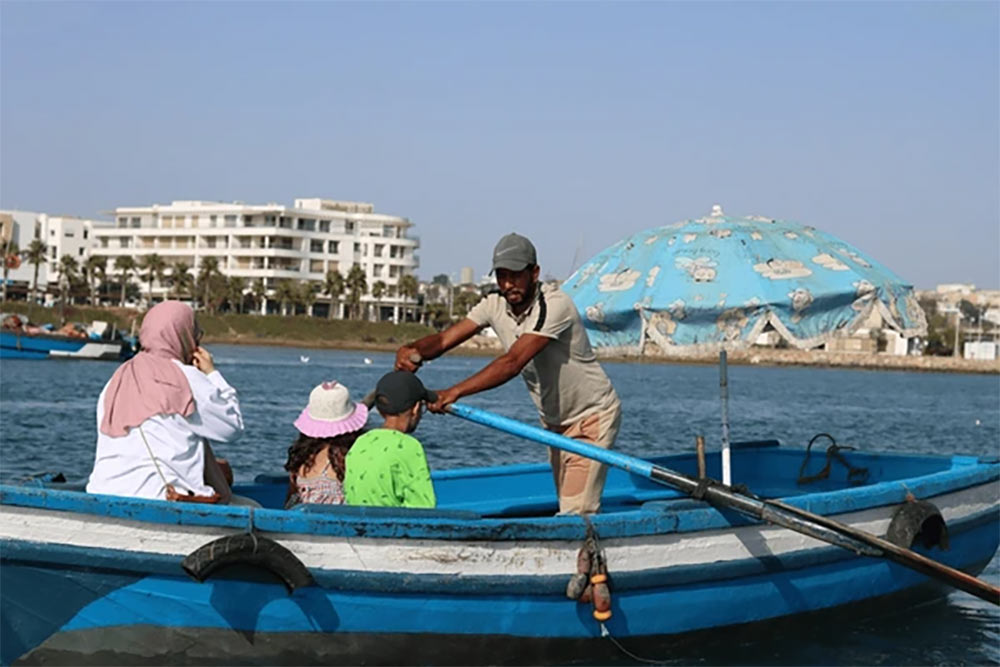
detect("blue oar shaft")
[445,402,1000,605]
[447,402,872,549]
[446,403,655,478]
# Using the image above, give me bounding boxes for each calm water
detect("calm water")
[1,345,998,665]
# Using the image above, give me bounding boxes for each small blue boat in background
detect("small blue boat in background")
[0,321,137,361]
[1,425,997,665]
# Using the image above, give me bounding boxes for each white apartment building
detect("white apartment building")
[89,198,420,320]
[1,210,94,299]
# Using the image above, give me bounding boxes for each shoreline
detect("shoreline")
[4,303,994,375]
[204,334,1000,375]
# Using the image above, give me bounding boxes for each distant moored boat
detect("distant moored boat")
[0,323,137,361]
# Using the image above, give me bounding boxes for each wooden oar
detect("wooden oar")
[446,402,1000,606]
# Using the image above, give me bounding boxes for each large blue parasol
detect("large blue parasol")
[563,206,927,356]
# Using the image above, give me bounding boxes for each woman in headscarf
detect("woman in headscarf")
[86,301,244,503]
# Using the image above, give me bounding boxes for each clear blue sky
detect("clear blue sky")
[2,1,997,288]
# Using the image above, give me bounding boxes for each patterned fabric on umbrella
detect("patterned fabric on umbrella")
[563,207,927,355]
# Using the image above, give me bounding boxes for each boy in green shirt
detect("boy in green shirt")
[344,371,437,508]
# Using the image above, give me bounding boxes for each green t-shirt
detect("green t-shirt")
[344,428,436,508]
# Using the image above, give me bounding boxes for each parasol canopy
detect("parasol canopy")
[563,206,927,355]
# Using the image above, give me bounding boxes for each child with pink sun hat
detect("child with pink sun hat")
[283,381,369,508]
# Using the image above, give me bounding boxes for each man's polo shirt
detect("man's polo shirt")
[466,283,619,427]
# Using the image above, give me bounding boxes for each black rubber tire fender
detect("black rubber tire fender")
[886,500,949,550]
[182,533,315,593]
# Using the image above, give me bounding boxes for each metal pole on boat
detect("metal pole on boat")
[720,349,731,486]
[695,435,706,480]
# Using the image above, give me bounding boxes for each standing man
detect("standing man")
[395,233,621,514]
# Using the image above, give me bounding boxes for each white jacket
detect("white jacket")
[86,360,244,500]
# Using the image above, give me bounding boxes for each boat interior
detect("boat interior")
[239,439,976,518]
[18,438,985,521]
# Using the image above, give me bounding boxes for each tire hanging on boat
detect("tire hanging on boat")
[182,533,315,593]
[886,499,949,550]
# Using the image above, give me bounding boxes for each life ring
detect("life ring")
[4,254,20,270]
[182,533,315,593]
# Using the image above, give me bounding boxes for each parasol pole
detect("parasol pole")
[720,349,732,486]
[445,402,1000,606]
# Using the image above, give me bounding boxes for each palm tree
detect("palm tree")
[22,239,47,304]
[2,240,19,303]
[322,269,345,320]
[250,279,267,314]
[114,256,137,307]
[345,264,367,320]
[398,274,418,323]
[454,289,481,318]
[197,257,222,312]
[386,284,399,323]
[371,280,387,322]
[274,279,296,316]
[139,253,167,307]
[226,276,247,314]
[423,301,450,329]
[83,255,105,306]
[58,255,79,293]
[298,281,319,317]
[169,261,194,300]
[57,254,79,324]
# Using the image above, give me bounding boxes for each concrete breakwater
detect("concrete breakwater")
[458,335,999,374]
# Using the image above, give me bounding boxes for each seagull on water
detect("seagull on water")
[300,355,310,363]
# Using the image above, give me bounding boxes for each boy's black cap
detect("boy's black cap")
[369,371,437,414]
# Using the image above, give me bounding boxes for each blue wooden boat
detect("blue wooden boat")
[0,329,137,361]
[2,413,997,666]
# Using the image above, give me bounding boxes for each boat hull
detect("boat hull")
[1,447,998,665]
[8,569,995,667]
[0,331,135,361]
[4,522,996,666]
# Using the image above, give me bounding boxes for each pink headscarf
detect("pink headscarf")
[100,301,199,437]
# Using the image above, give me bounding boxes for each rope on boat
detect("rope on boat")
[599,623,670,665]
[573,520,674,665]
[566,517,612,620]
[797,433,869,486]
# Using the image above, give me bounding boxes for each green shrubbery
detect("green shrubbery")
[1,303,433,348]
[199,312,433,345]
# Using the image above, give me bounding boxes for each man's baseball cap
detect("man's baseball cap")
[491,233,537,272]
[371,371,437,415]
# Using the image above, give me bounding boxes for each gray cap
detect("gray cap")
[491,233,537,272]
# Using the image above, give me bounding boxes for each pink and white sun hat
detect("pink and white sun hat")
[293,381,369,438]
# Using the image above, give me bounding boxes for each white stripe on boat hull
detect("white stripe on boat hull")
[48,342,124,359]
[1,482,994,578]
